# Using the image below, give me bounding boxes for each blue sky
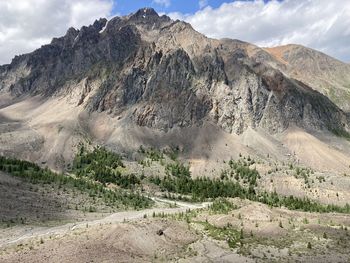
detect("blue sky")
[113,0,226,15]
[112,0,275,15]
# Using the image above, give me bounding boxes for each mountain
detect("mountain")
[0,8,349,172]
[260,44,350,112]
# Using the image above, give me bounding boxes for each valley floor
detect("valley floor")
[1,125,350,262]
[1,197,350,263]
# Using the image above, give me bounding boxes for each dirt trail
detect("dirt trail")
[0,198,210,249]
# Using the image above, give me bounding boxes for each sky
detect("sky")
[0,0,349,65]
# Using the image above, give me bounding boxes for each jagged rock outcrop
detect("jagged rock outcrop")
[0,8,349,135]
[253,44,350,112]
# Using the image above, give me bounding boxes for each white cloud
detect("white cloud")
[153,0,171,8]
[0,0,113,65]
[169,0,350,62]
[1,0,349,65]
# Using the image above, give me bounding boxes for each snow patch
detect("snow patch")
[99,20,109,34]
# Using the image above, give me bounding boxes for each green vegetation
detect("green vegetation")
[307,242,312,249]
[150,174,255,201]
[165,162,191,177]
[138,146,164,162]
[150,156,258,201]
[228,158,260,187]
[0,156,152,210]
[73,145,124,170]
[293,167,313,187]
[137,145,180,168]
[153,208,198,223]
[163,146,180,161]
[2,142,350,217]
[138,146,166,167]
[197,221,241,248]
[209,198,238,214]
[153,206,241,249]
[330,128,350,141]
[72,146,140,188]
[161,192,191,202]
[149,158,350,214]
[316,176,326,183]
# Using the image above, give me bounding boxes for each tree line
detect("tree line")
[0,156,152,210]
[72,146,140,188]
[149,162,350,214]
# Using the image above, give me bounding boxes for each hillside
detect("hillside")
[0,8,349,173]
[263,44,350,112]
[1,7,350,263]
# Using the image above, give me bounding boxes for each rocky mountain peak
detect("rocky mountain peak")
[0,9,349,136]
[92,18,108,31]
[127,7,171,27]
[132,7,159,19]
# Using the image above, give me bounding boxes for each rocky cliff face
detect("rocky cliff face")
[255,45,350,112]
[0,8,349,135]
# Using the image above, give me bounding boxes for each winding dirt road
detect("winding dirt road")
[0,197,210,249]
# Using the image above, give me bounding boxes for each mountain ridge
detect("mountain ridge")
[0,8,349,171]
[261,44,350,111]
[0,9,348,127]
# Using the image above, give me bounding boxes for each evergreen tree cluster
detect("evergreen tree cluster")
[73,145,124,169]
[0,156,152,209]
[150,165,350,214]
[210,198,237,214]
[72,146,140,188]
[256,191,350,213]
[162,146,180,161]
[201,221,240,248]
[294,166,313,186]
[330,127,350,141]
[138,145,180,161]
[165,162,191,177]
[150,174,254,201]
[144,147,164,161]
[137,147,164,167]
[228,158,260,187]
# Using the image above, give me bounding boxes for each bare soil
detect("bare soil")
[1,198,349,262]
[0,171,118,227]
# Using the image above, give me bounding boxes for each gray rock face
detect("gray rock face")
[0,8,348,134]
[256,45,350,112]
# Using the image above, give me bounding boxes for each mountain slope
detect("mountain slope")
[0,8,349,172]
[252,44,350,112]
